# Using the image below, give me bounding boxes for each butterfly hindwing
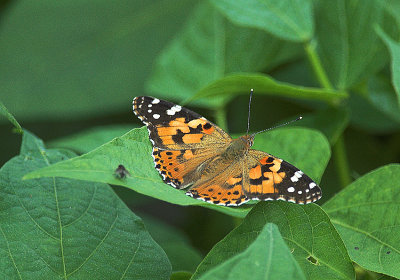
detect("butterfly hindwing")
[186,161,249,206]
[245,150,322,204]
[151,147,220,189]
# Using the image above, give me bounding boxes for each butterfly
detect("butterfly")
[133,94,322,206]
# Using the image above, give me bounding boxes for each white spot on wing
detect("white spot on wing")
[295,171,303,178]
[172,105,181,112]
[153,114,160,119]
[167,105,182,116]
[290,175,299,182]
[148,109,152,113]
[152,98,160,104]
[309,182,316,189]
[287,187,295,193]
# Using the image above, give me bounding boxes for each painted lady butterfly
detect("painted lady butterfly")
[133,94,322,206]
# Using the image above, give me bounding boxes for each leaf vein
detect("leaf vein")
[66,212,119,277]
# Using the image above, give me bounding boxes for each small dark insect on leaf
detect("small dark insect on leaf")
[354,247,359,250]
[307,255,319,265]
[115,164,130,179]
[387,251,391,254]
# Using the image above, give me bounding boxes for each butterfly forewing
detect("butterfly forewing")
[133,96,230,189]
[133,96,230,150]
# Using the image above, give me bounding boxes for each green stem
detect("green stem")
[333,135,352,188]
[304,40,352,188]
[304,41,333,90]
[214,105,228,132]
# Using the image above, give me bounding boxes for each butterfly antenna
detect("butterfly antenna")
[253,116,303,136]
[246,89,253,135]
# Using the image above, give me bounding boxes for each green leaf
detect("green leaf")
[376,27,400,107]
[198,223,306,280]
[292,107,349,145]
[0,0,196,122]
[349,76,400,133]
[141,214,202,272]
[0,101,22,133]
[315,0,397,89]
[48,125,134,154]
[0,131,171,279]
[24,126,330,218]
[192,202,355,280]
[210,0,313,42]
[146,1,302,108]
[323,164,400,278]
[380,0,400,27]
[185,73,347,105]
[170,271,192,280]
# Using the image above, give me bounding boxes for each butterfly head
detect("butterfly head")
[240,134,254,149]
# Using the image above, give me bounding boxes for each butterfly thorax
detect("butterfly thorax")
[221,135,254,161]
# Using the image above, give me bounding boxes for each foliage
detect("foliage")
[0,0,400,279]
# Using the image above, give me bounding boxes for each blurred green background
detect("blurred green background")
[1,0,400,266]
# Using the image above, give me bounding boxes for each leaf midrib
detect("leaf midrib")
[36,138,67,279]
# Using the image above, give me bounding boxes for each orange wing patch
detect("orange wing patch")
[182,133,203,144]
[151,117,222,150]
[153,148,184,186]
[244,155,287,197]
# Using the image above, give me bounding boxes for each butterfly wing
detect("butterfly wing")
[133,96,231,189]
[186,159,249,206]
[133,96,231,150]
[244,150,322,204]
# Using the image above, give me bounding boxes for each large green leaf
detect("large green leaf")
[198,223,306,280]
[24,126,330,218]
[192,202,355,280]
[291,107,349,145]
[0,0,196,122]
[48,125,134,154]
[185,73,347,105]
[146,1,302,108]
[349,76,400,133]
[381,0,400,26]
[323,164,400,278]
[141,215,202,273]
[210,0,313,42]
[315,0,396,89]
[0,131,171,279]
[376,27,400,107]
